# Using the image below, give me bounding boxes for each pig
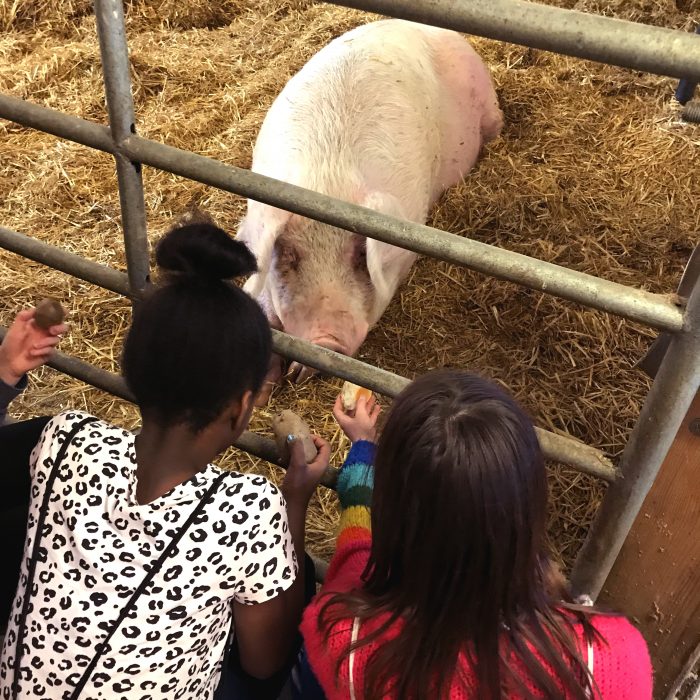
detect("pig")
[237,19,502,401]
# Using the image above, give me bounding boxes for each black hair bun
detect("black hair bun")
[156,223,258,281]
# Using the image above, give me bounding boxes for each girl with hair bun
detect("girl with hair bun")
[0,222,329,699]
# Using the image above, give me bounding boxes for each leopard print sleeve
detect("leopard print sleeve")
[231,477,298,605]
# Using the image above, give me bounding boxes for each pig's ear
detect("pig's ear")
[237,206,291,297]
[361,192,418,315]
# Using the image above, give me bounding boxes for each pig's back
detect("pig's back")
[252,20,475,222]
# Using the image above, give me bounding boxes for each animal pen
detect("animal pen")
[0,0,699,684]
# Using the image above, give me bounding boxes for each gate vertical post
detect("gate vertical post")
[571,280,700,599]
[94,0,149,297]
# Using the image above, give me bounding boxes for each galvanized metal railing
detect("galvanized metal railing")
[0,95,684,333]
[326,0,700,81]
[0,226,616,481]
[1,0,699,598]
[94,0,149,295]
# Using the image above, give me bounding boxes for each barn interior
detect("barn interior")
[0,0,698,570]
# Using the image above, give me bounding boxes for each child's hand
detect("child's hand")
[333,394,380,444]
[0,309,68,386]
[282,435,331,504]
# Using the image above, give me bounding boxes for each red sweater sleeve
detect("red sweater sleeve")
[588,615,653,699]
[321,440,375,591]
[300,441,375,698]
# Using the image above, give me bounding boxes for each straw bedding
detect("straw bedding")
[0,0,698,570]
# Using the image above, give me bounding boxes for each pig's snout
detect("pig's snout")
[276,289,370,383]
[310,335,348,356]
[281,313,368,359]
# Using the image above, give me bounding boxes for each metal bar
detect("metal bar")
[0,231,616,479]
[0,226,131,297]
[0,225,617,478]
[0,94,114,152]
[532,427,615,480]
[231,428,341,488]
[123,135,686,334]
[0,326,340,488]
[273,329,616,481]
[0,327,132,400]
[0,318,610,485]
[326,0,700,81]
[0,94,685,333]
[94,0,150,296]
[272,329,409,398]
[0,247,615,482]
[571,276,700,598]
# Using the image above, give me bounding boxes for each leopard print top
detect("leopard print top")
[0,411,297,699]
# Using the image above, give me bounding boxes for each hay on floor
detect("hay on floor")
[1,0,699,569]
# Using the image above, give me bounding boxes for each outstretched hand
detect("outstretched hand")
[0,308,68,386]
[281,434,331,504]
[333,394,381,444]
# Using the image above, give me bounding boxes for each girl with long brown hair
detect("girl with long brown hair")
[299,370,651,699]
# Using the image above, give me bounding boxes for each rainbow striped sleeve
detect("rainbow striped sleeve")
[335,440,376,549]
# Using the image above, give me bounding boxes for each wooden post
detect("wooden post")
[598,390,700,697]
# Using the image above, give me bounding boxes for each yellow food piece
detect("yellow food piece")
[341,381,373,412]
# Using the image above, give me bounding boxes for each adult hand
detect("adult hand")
[333,394,380,443]
[281,434,331,504]
[0,309,68,386]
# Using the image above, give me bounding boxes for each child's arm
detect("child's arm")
[335,439,375,550]
[0,308,67,424]
[234,435,331,679]
[322,395,381,587]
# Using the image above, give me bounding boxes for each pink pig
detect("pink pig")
[238,19,503,400]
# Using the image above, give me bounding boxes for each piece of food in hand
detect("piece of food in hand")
[341,381,373,412]
[34,298,66,330]
[271,410,318,463]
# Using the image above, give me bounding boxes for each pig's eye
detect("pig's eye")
[274,239,300,274]
[351,237,367,273]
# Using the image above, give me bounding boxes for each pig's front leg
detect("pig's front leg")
[285,361,318,385]
[255,288,286,406]
[255,353,285,406]
[254,288,317,389]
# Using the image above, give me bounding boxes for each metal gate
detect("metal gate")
[0,0,698,598]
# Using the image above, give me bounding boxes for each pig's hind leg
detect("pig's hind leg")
[431,34,503,193]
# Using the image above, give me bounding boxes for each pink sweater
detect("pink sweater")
[300,442,653,699]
